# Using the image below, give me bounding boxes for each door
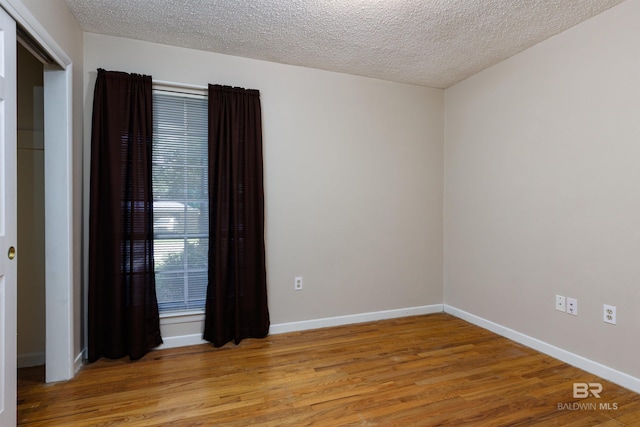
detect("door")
[0,5,16,427]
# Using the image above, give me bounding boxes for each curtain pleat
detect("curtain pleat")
[88,69,162,362]
[204,84,270,347]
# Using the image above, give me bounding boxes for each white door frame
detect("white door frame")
[43,64,74,382]
[0,0,75,382]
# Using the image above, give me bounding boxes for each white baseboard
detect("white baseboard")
[74,349,85,374]
[269,304,444,335]
[154,304,445,350]
[17,352,45,368]
[444,304,640,394]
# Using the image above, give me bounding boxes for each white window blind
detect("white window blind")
[152,90,208,312]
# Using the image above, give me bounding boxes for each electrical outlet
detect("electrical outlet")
[555,295,566,312]
[294,276,303,291]
[566,297,578,315]
[603,304,616,325]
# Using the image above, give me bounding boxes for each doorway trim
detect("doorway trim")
[0,0,75,382]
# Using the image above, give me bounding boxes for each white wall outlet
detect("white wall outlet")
[566,297,578,315]
[294,276,303,291]
[555,295,566,312]
[603,304,616,325]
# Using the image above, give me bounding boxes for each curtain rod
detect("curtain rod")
[153,79,208,92]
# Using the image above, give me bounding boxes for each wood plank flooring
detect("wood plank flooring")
[17,314,640,426]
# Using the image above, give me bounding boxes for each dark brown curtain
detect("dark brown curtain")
[88,69,162,362]
[204,85,270,347]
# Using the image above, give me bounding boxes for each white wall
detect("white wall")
[82,34,444,339]
[445,0,640,378]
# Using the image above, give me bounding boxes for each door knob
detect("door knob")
[8,246,15,260]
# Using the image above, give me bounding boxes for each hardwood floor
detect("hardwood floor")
[18,314,640,426]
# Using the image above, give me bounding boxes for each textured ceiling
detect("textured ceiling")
[64,0,624,88]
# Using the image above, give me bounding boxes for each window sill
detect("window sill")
[159,310,205,325]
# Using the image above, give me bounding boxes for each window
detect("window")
[152,90,208,313]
